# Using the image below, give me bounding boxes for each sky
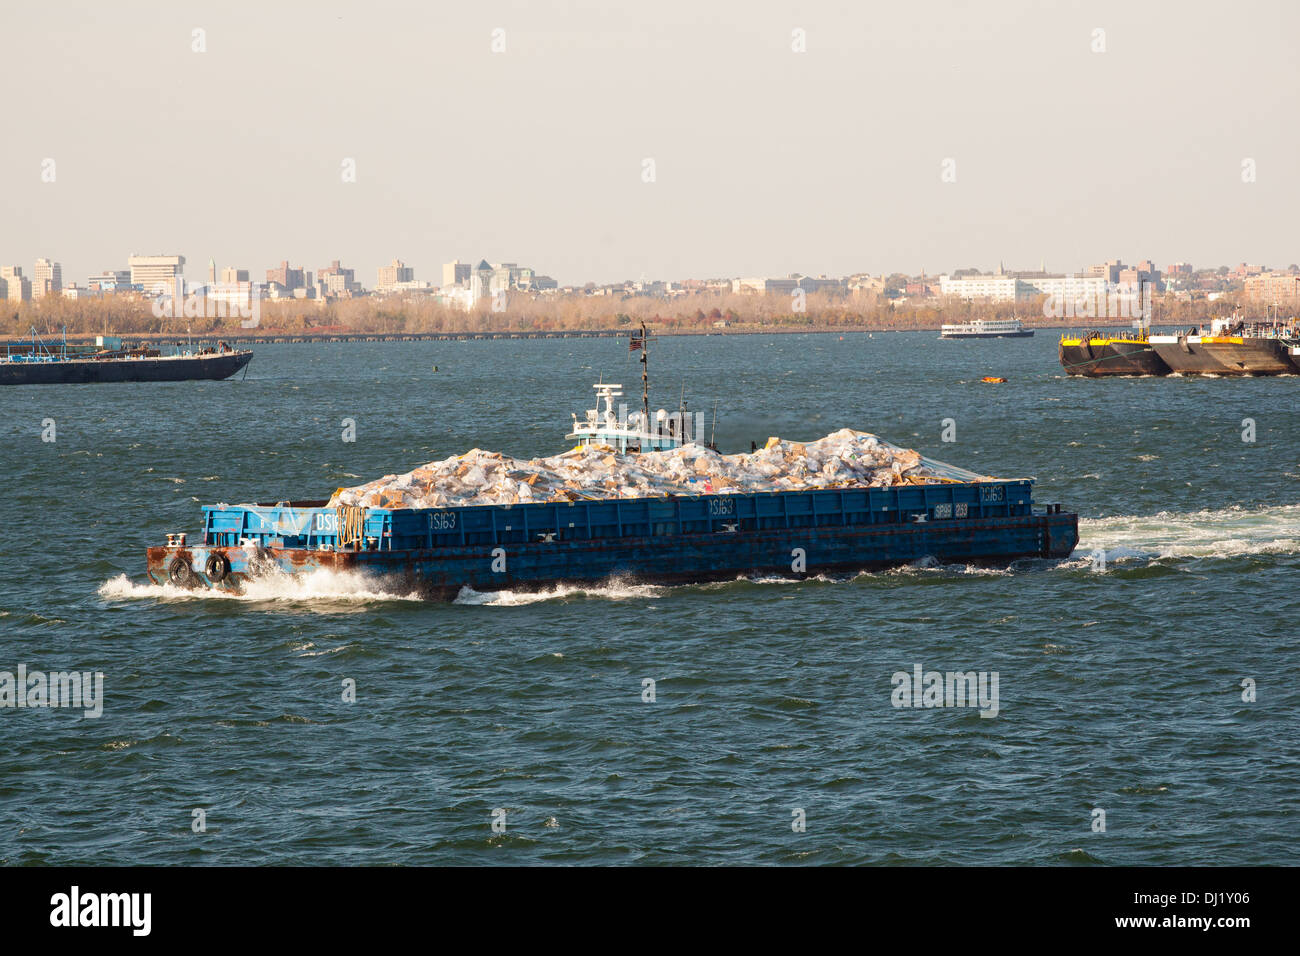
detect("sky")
[2,0,1297,287]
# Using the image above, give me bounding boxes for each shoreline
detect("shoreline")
[2,322,1146,347]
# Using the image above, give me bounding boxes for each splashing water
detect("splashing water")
[98,568,421,605]
[1078,502,1300,563]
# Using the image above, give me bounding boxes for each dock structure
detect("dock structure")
[0,329,628,349]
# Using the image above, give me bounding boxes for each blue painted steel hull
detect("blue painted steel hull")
[146,482,1079,600]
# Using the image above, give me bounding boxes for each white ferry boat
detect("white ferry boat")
[939,318,1033,339]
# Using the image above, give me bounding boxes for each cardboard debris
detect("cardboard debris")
[327,429,957,510]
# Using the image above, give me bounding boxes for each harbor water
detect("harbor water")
[2,331,1297,864]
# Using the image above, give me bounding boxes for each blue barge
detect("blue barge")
[146,480,1078,599]
[145,339,1077,598]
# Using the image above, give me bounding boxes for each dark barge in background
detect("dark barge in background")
[1,332,252,385]
[1058,330,1172,376]
[1061,313,1300,377]
[1147,314,1300,376]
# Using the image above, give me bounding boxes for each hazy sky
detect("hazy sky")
[3,0,1297,287]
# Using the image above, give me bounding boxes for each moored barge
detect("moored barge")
[1147,314,1299,376]
[1059,330,1172,376]
[1,330,252,385]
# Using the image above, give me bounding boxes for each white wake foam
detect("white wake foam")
[1077,503,1300,562]
[98,569,421,605]
[454,578,666,606]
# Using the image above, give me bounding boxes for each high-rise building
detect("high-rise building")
[443,259,471,287]
[376,259,415,291]
[317,260,360,296]
[128,254,185,293]
[220,267,250,284]
[267,261,306,290]
[1086,259,1126,283]
[32,258,62,298]
[1,266,31,302]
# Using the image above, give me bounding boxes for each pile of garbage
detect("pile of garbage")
[328,428,960,511]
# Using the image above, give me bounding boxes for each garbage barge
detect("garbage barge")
[145,421,1078,599]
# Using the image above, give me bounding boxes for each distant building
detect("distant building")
[205,279,256,312]
[938,273,1022,302]
[439,287,476,311]
[1,266,31,302]
[32,258,62,298]
[732,274,842,295]
[128,254,185,294]
[375,258,415,291]
[442,259,471,287]
[1086,259,1126,283]
[1244,272,1300,304]
[519,271,558,291]
[317,260,361,296]
[267,260,306,290]
[220,267,250,284]
[941,269,1137,303]
[88,270,134,292]
[463,260,554,302]
[847,274,887,294]
[387,280,434,294]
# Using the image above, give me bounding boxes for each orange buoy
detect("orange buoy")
[981,376,1007,383]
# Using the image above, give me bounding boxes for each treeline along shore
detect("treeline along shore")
[3,290,1234,342]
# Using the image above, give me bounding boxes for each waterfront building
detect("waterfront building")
[1244,271,1300,304]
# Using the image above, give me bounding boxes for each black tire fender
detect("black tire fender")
[204,552,230,582]
[168,556,196,588]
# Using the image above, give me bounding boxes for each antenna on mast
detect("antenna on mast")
[629,319,652,428]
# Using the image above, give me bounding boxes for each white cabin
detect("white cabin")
[565,383,698,453]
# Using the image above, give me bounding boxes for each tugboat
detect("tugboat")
[0,328,253,385]
[1058,329,1172,376]
[566,320,713,452]
[1147,312,1300,376]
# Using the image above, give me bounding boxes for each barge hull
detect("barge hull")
[146,511,1079,600]
[1193,340,1297,375]
[1148,337,1232,374]
[1059,340,1171,376]
[0,350,252,385]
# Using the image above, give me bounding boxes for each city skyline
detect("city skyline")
[3,1,1298,288]
[7,245,1297,313]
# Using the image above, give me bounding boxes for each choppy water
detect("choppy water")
[2,331,1297,864]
